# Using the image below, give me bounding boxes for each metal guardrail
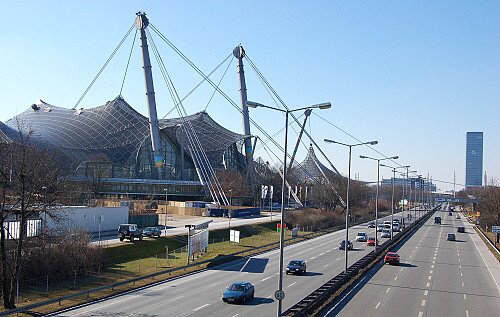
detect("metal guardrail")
[0,222,350,316]
[283,208,437,316]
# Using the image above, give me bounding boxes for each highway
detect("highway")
[50,211,417,316]
[322,205,500,316]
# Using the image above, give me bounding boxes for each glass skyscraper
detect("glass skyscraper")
[465,132,483,187]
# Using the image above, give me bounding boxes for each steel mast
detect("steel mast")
[136,12,163,179]
[233,45,253,175]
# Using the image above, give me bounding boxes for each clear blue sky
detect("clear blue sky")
[2,1,498,191]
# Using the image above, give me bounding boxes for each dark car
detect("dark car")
[143,227,162,238]
[368,221,375,228]
[457,226,466,233]
[286,260,307,275]
[434,217,441,224]
[448,212,452,216]
[447,233,456,241]
[384,252,400,265]
[118,224,143,242]
[222,282,254,304]
[339,240,353,250]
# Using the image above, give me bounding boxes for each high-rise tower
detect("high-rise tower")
[465,132,483,186]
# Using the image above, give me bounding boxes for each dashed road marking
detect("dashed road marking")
[310,256,317,260]
[426,282,430,287]
[194,304,210,311]
[320,252,325,256]
[261,276,271,281]
[460,272,463,277]
[394,276,398,281]
[431,265,434,269]
[375,302,381,309]
[462,281,464,287]
[421,299,426,306]
[324,264,329,268]
[430,270,433,274]
[169,295,184,301]
[288,282,296,287]
[424,290,428,296]
[386,287,391,293]
[400,268,404,271]
[466,310,469,317]
[464,294,467,300]
[428,276,432,280]
[336,257,341,261]
[232,314,240,317]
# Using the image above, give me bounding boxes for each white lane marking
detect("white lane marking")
[464,294,467,300]
[324,264,329,268]
[326,250,332,253]
[336,257,341,261]
[458,253,460,256]
[169,295,184,301]
[432,260,435,264]
[400,268,404,271]
[418,311,424,317]
[288,282,296,287]
[430,270,433,274]
[232,314,240,317]
[320,252,325,256]
[421,299,426,306]
[413,250,415,253]
[462,281,465,287]
[394,276,398,281]
[460,272,463,277]
[424,290,428,296]
[466,310,469,317]
[428,276,432,280]
[194,304,210,311]
[458,259,461,262]
[433,257,436,260]
[460,265,462,269]
[261,276,272,281]
[209,281,224,287]
[386,287,391,293]
[375,302,381,309]
[310,256,317,260]
[431,265,434,269]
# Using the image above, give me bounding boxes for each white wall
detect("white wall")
[45,206,128,233]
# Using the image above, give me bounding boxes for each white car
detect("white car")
[355,232,368,242]
[381,229,391,238]
[392,225,401,232]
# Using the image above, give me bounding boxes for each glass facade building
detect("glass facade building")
[465,132,483,187]
[0,97,248,199]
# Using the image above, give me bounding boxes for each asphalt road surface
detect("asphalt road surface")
[321,206,500,317]
[50,211,419,316]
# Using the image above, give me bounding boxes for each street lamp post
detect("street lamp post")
[325,139,378,273]
[247,100,331,317]
[359,155,398,249]
[380,164,407,239]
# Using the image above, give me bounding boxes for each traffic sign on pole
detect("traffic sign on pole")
[492,226,500,233]
[275,290,285,300]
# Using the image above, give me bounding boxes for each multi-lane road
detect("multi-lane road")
[322,205,500,316]
[51,211,418,316]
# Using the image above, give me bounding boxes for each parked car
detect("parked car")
[381,229,391,238]
[286,260,307,275]
[434,217,441,224]
[118,224,143,242]
[457,226,466,233]
[339,240,353,250]
[368,221,375,228]
[367,237,377,246]
[143,227,162,238]
[355,232,368,242]
[384,252,400,265]
[222,282,254,304]
[447,233,456,241]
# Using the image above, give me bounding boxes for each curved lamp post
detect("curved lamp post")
[247,100,331,317]
[324,139,377,273]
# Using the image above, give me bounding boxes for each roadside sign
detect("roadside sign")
[492,226,500,233]
[275,290,285,300]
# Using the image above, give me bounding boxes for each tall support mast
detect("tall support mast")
[233,45,253,175]
[136,12,163,179]
[288,109,312,171]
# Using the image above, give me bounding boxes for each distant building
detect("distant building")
[381,177,436,192]
[465,132,483,187]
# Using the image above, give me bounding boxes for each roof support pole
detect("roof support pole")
[233,45,253,176]
[136,12,163,179]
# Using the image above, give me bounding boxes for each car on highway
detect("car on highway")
[355,232,368,242]
[377,224,385,232]
[367,237,377,246]
[434,217,441,224]
[447,233,456,241]
[381,229,391,238]
[286,260,307,275]
[143,227,161,238]
[392,224,401,232]
[457,226,466,233]
[368,221,375,228]
[339,240,353,250]
[455,215,460,219]
[448,212,453,216]
[222,282,254,304]
[384,252,400,265]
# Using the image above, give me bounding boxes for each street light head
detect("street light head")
[392,156,399,160]
[369,141,378,145]
[359,155,368,159]
[317,102,332,110]
[245,101,261,108]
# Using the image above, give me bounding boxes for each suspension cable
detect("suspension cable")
[73,23,135,110]
[119,29,138,96]
[205,56,233,111]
